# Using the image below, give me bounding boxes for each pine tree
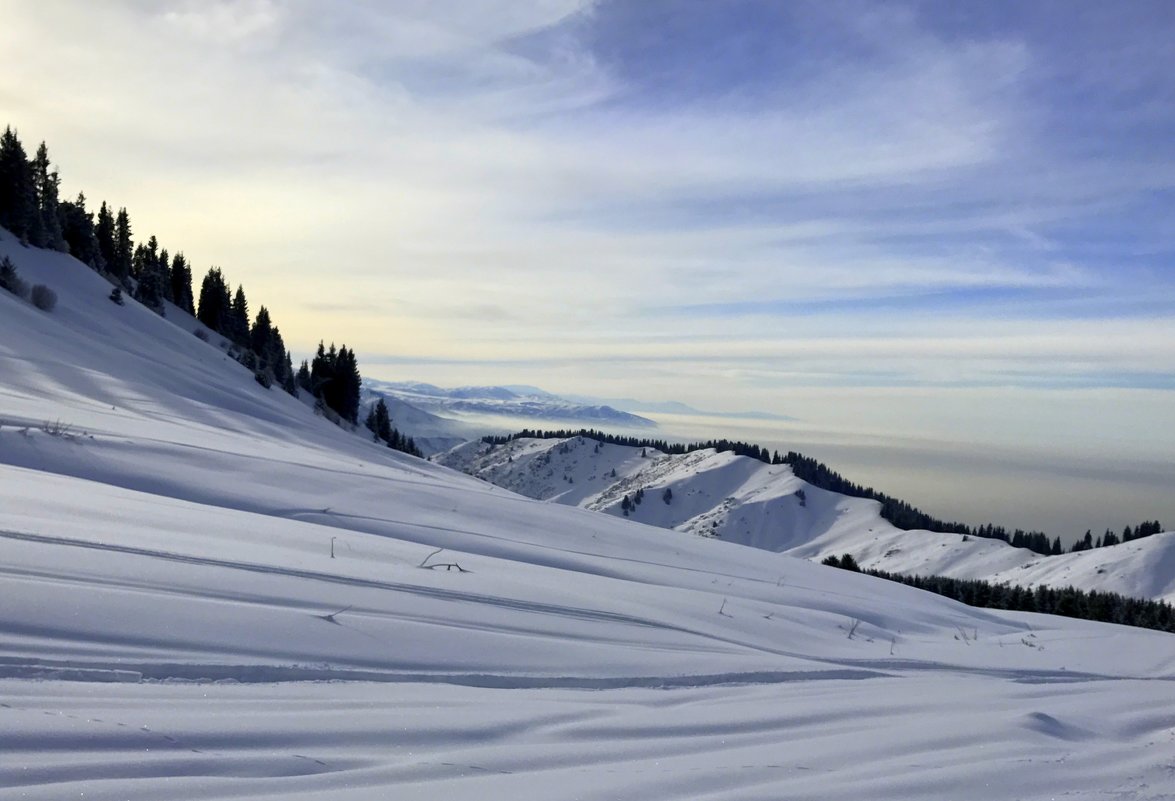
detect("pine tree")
[0,255,27,296]
[197,267,231,332]
[113,208,133,280]
[338,346,361,424]
[31,143,65,250]
[250,306,273,366]
[58,192,100,267]
[296,359,312,393]
[268,326,289,385]
[169,252,194,314]
[230,285,249,345]
[134,240,168,311]
[0,127,35,242]
[282,352,298,396]
[157,247,173,302]
[309,342,362,423]
[95,201,116,270]
[310,341,331,398]
[365,399,394,444]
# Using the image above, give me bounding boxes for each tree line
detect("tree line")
[0,124,420,457]
[822,554,1175,634]
[485,428,1164,557]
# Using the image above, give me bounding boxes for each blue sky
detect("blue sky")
[2,1,1173,469]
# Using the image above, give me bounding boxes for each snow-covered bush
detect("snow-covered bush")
[31,284,57,311]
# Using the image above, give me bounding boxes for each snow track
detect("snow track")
[3,234,1175,798]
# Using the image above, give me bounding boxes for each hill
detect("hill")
[2,233,1175,800]
[436,435,1175,604]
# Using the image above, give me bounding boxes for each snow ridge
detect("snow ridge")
[436,436,1175,604]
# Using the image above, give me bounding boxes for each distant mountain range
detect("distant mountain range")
[364,380,658,436]
[435,434,1175,604]
[563,394,796,421]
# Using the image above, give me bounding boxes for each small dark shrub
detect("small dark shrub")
[109,287,124,305]
[194,328,210,341]
[30,284,57,311]
[0,256,28,298]
[254,370,271,389]
[822,553,861,572]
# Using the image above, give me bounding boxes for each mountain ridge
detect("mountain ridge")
[435,434,1175,604]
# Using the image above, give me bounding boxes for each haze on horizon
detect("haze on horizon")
[2,1,1173,535]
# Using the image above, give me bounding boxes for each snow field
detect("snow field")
[2,232,1174,799]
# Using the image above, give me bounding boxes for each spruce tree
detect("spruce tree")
[0,127,35,242]
[311,342,332,397]
[95,201,116,270]
[197,267,231,332]
[230,285,249,345]
[250,306,273,367]
[297,359,312,393]
[268,326,288,384]
[113,208,133,280]
[157,247,173,302]
[31,143,65,250]
[170,252,194,314]
[58,192,99,267]
[282,352,298,396]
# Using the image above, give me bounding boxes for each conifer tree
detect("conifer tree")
[310,341,331,397]
[169,252,194,314]
[113,208,133,280]
[197,267,231,332]
[249,306,271,356]
[31,143,65,250]
[230,285,250,345]
[309,342,362,423]
[268,326,288,382]
[157,247,173,302]
[95,201,116,270]
[0,127,35,242]
[133,239,167,310]
[58,192,100,267]
[296,359,312,393]
[282,352,298,396]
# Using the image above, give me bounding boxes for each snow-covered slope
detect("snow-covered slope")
[3,235,1175,801]
[436,436,1175,603]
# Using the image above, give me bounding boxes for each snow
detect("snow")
[437,436,1175,603]
[2,233,1175,799]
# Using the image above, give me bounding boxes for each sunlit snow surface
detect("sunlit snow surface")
[437,436,1175,603]
[2,234,1174,800]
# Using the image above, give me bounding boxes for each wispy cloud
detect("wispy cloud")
[1,0,1172,450]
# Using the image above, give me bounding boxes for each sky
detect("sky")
[2,0,1173,530]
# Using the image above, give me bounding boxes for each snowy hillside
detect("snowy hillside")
[437,436,1175,604]
[3,236,1175,800]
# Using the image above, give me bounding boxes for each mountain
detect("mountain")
[435,435,1175,604]
[366,379,658,429]
[3,231,1175,800]
[359,382,483,455]
[565,393,795,420]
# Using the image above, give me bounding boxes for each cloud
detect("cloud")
[0,0,1171,422]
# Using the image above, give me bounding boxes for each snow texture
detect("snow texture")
[2,231,1174,800]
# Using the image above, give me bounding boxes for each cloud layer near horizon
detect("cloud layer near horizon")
[2,1,1173,452]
